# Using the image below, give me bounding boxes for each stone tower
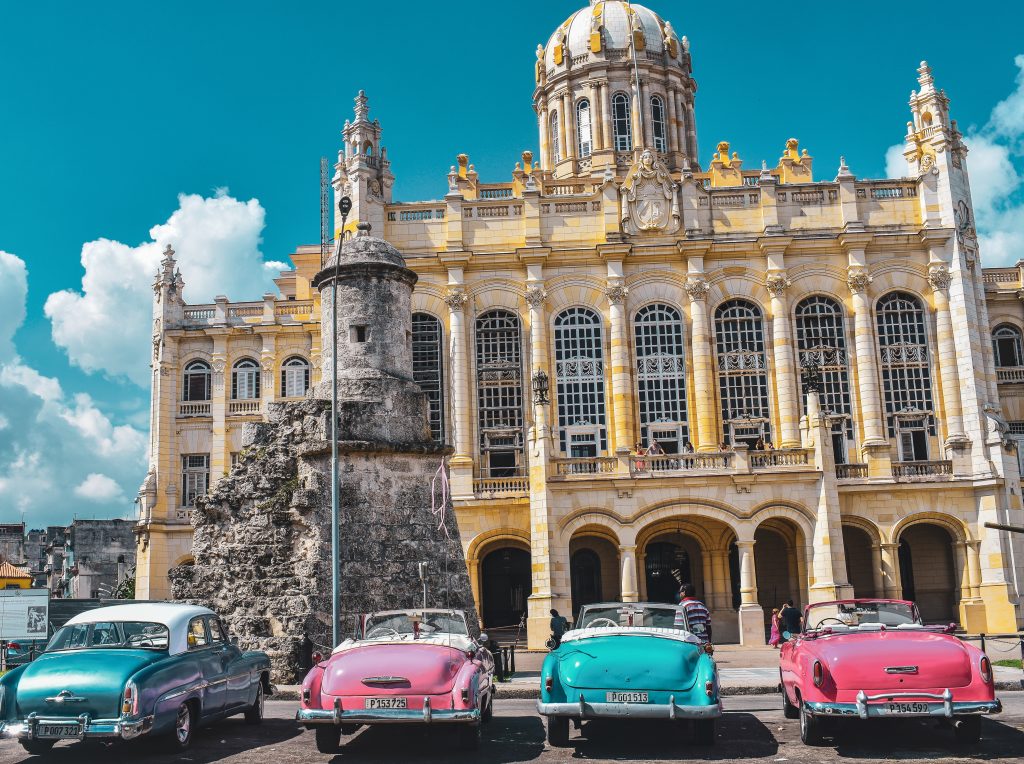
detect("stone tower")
[172,226,476,680]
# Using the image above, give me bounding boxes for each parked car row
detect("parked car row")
[0,598,1005,755]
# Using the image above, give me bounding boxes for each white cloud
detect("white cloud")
[264,260,289,272]
[885,144,907,180]
[73,473,124,503]
[0,251,27,362]
[0,414,8,430]
[44,191,271,386]
[990,54,1024,140]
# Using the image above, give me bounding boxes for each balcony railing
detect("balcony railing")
[553,457,618,477]
[997,367,1024,383]
[836,463,869,479]
[473,477,529,498]
[227,400,261,416]
[177,401,211,417]
[750,449,811,469]
[629,452,733,476]
[892,460,953,479]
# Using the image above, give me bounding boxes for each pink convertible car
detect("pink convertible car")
[780,599,1000,745]
[296,609,494,752]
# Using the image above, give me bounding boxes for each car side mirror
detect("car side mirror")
[478,632,488,644]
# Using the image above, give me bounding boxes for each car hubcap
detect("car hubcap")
[177,706,191,743]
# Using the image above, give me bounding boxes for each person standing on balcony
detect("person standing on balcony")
[634,441,647,471]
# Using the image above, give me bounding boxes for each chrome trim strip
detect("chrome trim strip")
[884,666,919,674]
[361,676,408,684]
[296,707,479,726]
[538,699,721,720]
[806,697,1002,719]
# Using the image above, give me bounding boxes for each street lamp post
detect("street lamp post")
[331,196,352,648]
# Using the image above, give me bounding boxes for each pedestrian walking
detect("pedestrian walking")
[780,599,802,639]
[768,608,782,647]
[549,609,569,648]
[674,583,712,643]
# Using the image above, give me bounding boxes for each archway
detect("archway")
[480,546,531,629]
[569,534,619,614]
[898,523,958,623]
[842,525,878,598]
[753,517,806,635]
[641,532,704,604]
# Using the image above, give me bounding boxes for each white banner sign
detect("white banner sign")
[0,589,49,641]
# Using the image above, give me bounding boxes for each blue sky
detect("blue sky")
[1,0,1023,528]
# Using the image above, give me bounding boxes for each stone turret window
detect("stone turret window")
[281,356,310,398]
[612,92,632,152]
[350,325,369,343]
[634,303,688,452]
[576,98,593,158]
[412,312,446,443]
[714,300,771,447]
[650,95,667,153]
[993,324,1023,367]
[795,296,853,462]
[475,310,525,478]
[554,307,607,455]
[876,291,936,444]
[182,360,211,402]
[181,454,209,507]
[231,358,260,400]
[550,110,560,163]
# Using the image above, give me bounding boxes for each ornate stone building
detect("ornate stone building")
[136,0,1024,648]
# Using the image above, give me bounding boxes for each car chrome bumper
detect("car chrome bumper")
[805,690,1002,719]
[537,696,722,721]
[296,697,479,726]
[0,714,155,741]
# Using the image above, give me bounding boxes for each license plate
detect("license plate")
[36,723,81,739]
[885,702,930,715]
[365,697,408,710]
[607,691,648,703]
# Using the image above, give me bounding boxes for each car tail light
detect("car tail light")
[312,651,323,665]
[8,642,19,651]
[545,675,553,692]
[122,680,138,716]
[461,688,470,704]
[703,643,715,655]
[980,656,992,684]
[705,680,714,697]
[301,687,311,704]
[812,661,824,688]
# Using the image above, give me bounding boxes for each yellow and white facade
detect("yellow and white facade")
[137,0,1024,648]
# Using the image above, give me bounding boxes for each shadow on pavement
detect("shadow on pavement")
[827,717,1024,759]
[564,712,778,760]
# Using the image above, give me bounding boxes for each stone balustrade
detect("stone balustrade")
[892,460,953,479]
[180,300,314,328]
[473,476,530,498]
[178,401,211,417]
[835,463,869,479]
[750,449,811,468]
[997,367,1024,383]
[227,400,261,416]
[553,457,618,476]
[629,452,733,475]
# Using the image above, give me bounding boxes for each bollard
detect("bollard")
[1020,635,1024,690]
[980,633,986,654]
[509,644,516,674]
[495,647,506,682]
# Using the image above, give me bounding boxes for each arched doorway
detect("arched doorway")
[569,533,620,615]
[643,537,699,604]
[480,546,531,629]
[898,523,957,623]
[571,550,601,611]
[843,525,877,598]
[753,518,806,635]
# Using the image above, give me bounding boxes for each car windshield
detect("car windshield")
[363,611,468,639]
[577,604,688,632]
[47,621,169,651]
[805,601,921,630]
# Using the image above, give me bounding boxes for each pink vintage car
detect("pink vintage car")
[780,599,1000,745]
[296,609,494,752]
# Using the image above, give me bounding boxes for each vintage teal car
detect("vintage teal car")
[538,602,721,746]
[0,603,271,755]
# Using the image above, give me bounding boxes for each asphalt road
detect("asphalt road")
[4,694,1024,763]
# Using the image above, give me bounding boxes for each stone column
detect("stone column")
[870,544,885,598]
[639,81,651,149]
[630,84,642,151]
[928,265,969,447]
[537,103,550,169]
[880,542,902,598]
[966,540,982,600]
[561,91,575,161]
[209,331,228,496]
[619,545,639,602]
[736,540,765,645]
[684,99,698,162]
[710,550,730,610]
[666,87,679,154]
[589,81,604,151]
[847,268,890,474]
[607,283,634,454]
[599,82,612,152]
[766,271,800,448]
[685,277,718,451]
[445,288,473,497]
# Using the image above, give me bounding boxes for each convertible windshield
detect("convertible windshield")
[805,601,921,630]
[577,604,688,632]
[47,621,169,651]
[363,611,468,639]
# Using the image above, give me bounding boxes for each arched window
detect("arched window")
[993,324,1024,368]
[280,356,310,398]
[182,360,211,402]
[412,313,445,443]
[554,307,607,457]
[650,95,667,153]
[475,310,525,478]
[231,358,260,400]
[795,296,853,462]
[576,98,593,158]
[714,300,771,447]
[550,110,560,163]
[876,292,935,460]
[611,92,632,152]
[634,303,688,452]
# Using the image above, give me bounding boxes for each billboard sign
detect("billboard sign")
[0,589,50,641]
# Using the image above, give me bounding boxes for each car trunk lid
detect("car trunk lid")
[558,634,701,691]
[321,643,464,697]
[815,630,973,690]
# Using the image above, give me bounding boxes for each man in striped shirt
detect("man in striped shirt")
[674,583,712,643]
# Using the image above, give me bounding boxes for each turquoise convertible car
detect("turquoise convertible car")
[538,602,721,746]
[0,603,270,755]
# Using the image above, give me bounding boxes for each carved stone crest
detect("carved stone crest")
[620,149,680,235]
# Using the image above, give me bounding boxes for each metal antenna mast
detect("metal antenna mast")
[320,158,331,269]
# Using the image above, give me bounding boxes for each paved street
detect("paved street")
[4,694,1024,763]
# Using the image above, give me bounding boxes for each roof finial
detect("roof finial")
[917,60,935,92]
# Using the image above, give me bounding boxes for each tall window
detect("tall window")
[634,303,688,452]
[876,292,935,459]
[611,92,632,152]
[475,310,525,477]
[181,454,209,507]
[231,358,260,399]
[280,356,310,398]
[993,324,1024,367]
[576,98,593,158]
[182,360,211,402]
[650,95,667,153]
[412,312,445,443]
[554,307,607,455]
[714,300,771,446]
[550,110,560,163]
[795,296,853,462]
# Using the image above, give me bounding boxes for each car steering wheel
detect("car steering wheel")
[814,617,848,628]
[586,618,619,629]
[365,626,401,639]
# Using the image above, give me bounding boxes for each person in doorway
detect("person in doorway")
[779,599,802,639]
[675,583,712,643]
[549,609,569,647]
[768,608,782,647]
